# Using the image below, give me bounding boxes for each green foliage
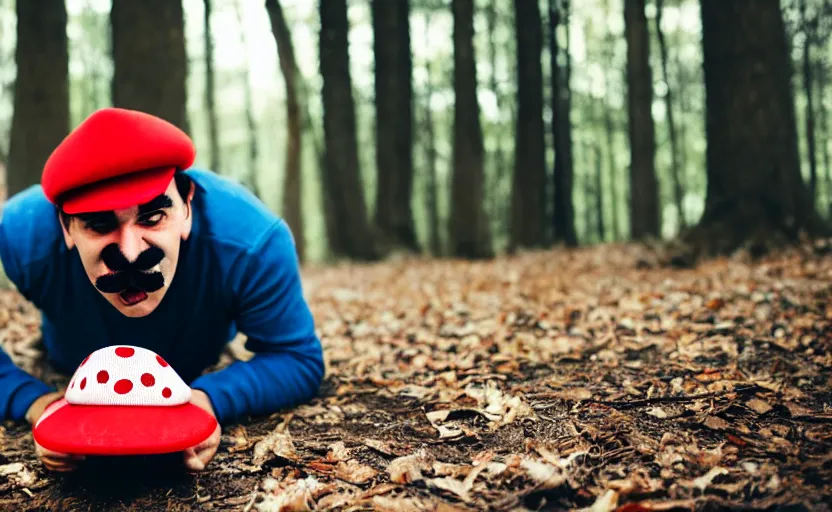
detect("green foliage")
[0,0,829,261]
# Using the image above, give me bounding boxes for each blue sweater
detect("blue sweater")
[0,169,324,425]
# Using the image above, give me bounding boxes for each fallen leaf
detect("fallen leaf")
[427,477,471,502]
[587,489,619,512]
[326,441,351,462]
[388,451,429,484]
[334,459,378,484]
[686,466,729,491]
[521,458,567,489]
[370,496,431,512]
[703,416,731,430]
[746,398,773,415]
[256,475,329,512]
[252,430,298,465]
[646,407,668,419]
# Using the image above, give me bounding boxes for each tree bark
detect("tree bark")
[818,57,831,218]
[204,0,220,173]
[449,0,494,259]
[8,0,69,199]
[486,0,506,232]
[371,0,418,253]
[683,0,829,260]
[799,0,817,206]
[549,0,577,246]
[624,0,660,239]
[265,0,304,262]
[111,0,188,132]
[423,14,441,257]
[602,0,620,241]
[583,143,593,242]
[655,0,685,229]
[594,144,605,241]
[319,0,378,261]
[424,72,441,257]
[449,0,493,259]
[510,0,547,250]
[233,1,260,198]
[673,21,689,217]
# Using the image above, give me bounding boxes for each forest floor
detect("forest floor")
[1,241,831,511]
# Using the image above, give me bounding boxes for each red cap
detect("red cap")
[41,107,196,214]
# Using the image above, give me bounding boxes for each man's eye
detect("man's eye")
[138,212,165,226]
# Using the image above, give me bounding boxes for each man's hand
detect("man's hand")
[183,389,221,473]
[27,391,85,472]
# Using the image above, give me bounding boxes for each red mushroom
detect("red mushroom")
[32,345,217,456]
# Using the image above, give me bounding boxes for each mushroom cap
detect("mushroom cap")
[32,345,218,456]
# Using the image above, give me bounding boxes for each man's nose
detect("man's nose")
[117,225,147,263]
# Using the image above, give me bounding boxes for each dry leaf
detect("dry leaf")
[388,451,429,484]
[334,459,378,484]
[703,416,731,430]
[427,477,471,502]
[747,398,773,415]
[256,476,328,512]
[252,430,297,465]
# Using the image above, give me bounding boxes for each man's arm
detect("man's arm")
[0,219,56,422]
[0,349,56,422]
[190,219,325,425]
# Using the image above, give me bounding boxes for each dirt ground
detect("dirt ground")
[1,242,831,511]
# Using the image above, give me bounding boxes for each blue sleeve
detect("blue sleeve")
[190,220,324,424]
[0,217,55,422]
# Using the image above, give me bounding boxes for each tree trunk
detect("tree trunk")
[233,1,260,198]
[8,0,69,199]
[594,143,605,241]
[624,0,660,239]
[673,21,689,217]
[423,14,441,257]
[818,58,831,218]
[602,0,620,241]
[510,0,547,250]
[683,0,829,260]
[204,0,220,173]
[111,0,188,132]
[319,0,378,261]
[424,70,441,257]
[486,0,505,233]
[655,0,685,229]
[371,0,418,253]
[799,0,817,206]
[265,0,304,262]
[583,143,593,242]
[549,0,577,246]
[449,0,493,259]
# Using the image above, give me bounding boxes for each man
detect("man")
[0,107,325,472]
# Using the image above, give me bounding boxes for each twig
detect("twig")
[586,384,760,409]
[242,488,259,512]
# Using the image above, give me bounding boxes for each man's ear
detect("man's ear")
[181,181,196,241]
[58,213,75,250]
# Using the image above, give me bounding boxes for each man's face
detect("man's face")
[61,179,194,318]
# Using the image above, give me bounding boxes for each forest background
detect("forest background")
[0,0,830,264]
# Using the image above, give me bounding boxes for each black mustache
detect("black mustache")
[95,245,165,294]
[101,244,164,272]
[95,271,165,294]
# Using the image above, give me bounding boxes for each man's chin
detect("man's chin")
[104,289,165,318]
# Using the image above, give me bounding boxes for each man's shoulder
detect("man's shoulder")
[187,169,294,255]
[0,185,64,296]
[0,185,63,261]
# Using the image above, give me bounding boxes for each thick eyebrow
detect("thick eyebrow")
[76,211,117,225]
[138,195,174,215]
